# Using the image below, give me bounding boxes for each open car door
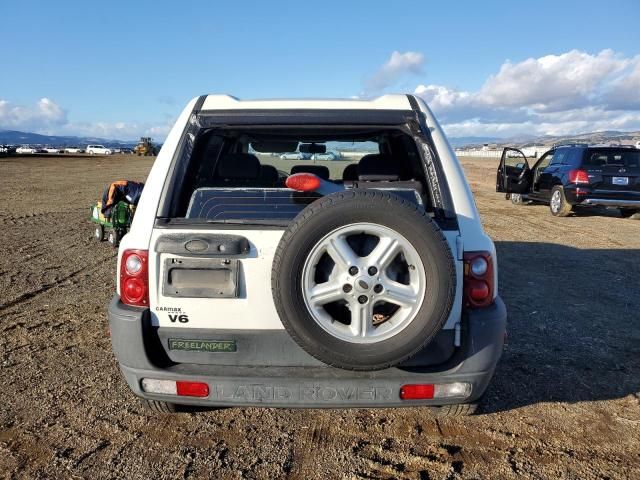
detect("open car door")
[496,147,532,193]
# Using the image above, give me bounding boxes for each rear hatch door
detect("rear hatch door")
[584,148,640,197]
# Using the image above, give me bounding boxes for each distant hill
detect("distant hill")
[448,136,503,147]
[0,130,136,147]
[454,130,640,149]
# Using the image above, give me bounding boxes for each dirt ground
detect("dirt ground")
[0,154,638,479]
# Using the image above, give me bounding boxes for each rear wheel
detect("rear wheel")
[510,193,525,205]
[107,229,121,247]
[432,403,478,417]
[549,186,573,217]
[94,224,104,241]
[142,399,178,413]
[620,209,640,219]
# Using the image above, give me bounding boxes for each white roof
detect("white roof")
[201,94,412,111]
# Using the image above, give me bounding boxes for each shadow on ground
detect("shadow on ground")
[483,241,640,413]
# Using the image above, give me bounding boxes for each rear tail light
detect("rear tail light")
[400,382,471,400]
[285,173,321,192]
[176,381,210,398]
[400,384,434,400]
[141,379,210,398]
[463,252,494,308]
[120,249,149,306]
[568,169,589,184]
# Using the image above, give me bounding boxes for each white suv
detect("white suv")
[108,94,506,415]
[86,144,112,155]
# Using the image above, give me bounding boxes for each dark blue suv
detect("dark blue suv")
[496,145,640,217]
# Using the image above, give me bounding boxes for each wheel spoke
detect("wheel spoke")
[349,300,374,338]
[378,280,418,308]
[367,236,400,269]
[308,281,345,306]
[326,236,358,271]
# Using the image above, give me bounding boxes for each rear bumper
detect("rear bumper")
[579,198,640,208]
[108,296,507,408]
[564,186,640,207]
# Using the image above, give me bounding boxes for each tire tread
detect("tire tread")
[272,190,456,371]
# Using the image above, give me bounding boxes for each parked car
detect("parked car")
[43,147,62,153]
[64,147,84,153]
[108,94,506,415]
[280,152,312,160]
[497,144,640,217]
[311,151,340,161]
[16,146,38,154]
[121,148,134,155]
[0,145,16,155]
[86,145,112,155]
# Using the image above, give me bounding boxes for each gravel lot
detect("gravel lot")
[1,154,638,479]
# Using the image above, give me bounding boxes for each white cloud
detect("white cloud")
[365,51,425,92]
[0,98,67,130]
[413,49,640,137]
[0,97,172,140]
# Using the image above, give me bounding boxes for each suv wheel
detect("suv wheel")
[620,209,640,219]
[510,193,525,205]
[272,190,456,371]
[432,403,478,417]
[549,186,573,217]
[142,399,178,413]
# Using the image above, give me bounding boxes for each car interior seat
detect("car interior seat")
[290,164,330,180]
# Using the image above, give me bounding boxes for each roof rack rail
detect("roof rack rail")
[552,143,637,149]
[587,143,637,148]
[551,143,589,148]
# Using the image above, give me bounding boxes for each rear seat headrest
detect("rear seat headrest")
[357,154,401,181]
[259,164,279,184]
[290,164,330,180]
[217,153,261,179]
[342,163,359,181]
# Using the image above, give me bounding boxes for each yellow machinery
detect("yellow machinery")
[134,137,158,156]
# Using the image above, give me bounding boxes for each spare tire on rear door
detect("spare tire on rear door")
[271,190,456,371]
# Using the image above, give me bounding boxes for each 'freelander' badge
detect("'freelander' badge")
[168,339,237,353]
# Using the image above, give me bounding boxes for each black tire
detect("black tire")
[107,229,121,247]
[620,209,640,219]
[549,186,573,217]
[510,193,525,205]
[142,399,178,413]
[272,190,456,371]
[432,403,478,417]
[94,224,105,241]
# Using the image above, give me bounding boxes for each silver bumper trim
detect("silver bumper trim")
[582,198,640,207]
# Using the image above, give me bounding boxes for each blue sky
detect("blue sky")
[1,0,639,139]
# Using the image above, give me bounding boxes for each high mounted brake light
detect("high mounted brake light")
[463,252,494,309]
[120,249,149,307]
[568,169,589,184]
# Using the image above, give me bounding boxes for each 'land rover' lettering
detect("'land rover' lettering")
[211,384,393,403]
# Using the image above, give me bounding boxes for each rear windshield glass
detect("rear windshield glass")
[168,127,430,223]
[583,149,640,167]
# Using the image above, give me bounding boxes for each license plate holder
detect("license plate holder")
[612,176,629,186]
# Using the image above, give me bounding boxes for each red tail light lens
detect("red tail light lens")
[120,249,149,306]
[285,173,321,192]
[463,252,494,308]
[568,169,589,184]
[176,381,209,398]
[400,384,434,400]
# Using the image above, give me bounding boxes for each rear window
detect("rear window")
[583,149,640,168]
[168,127,430,223]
